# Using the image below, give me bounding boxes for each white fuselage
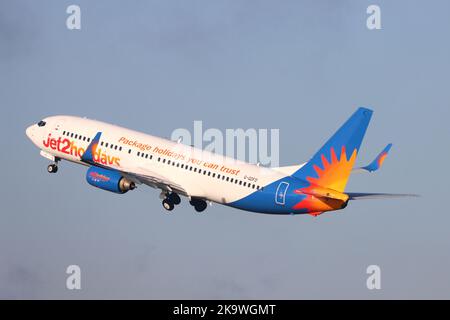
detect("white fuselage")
[26,116,290,204]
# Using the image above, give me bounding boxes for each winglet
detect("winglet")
[81,132,102,164]
[358,143,393,173]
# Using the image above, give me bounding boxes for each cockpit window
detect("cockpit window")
[38,120,46,127]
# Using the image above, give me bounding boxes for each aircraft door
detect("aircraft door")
[275,182,289,205]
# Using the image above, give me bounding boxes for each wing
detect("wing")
[120,166,189,196]
[347,192,419,200]
[353,143,393,173]
[81,132,189,196]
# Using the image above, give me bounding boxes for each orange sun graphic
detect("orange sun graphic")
[307,146,357,193]
[293,146,357,214]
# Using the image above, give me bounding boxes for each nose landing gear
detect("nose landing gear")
[47,163,58,173]
[46,157,60,174]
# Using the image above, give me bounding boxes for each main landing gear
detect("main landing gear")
[161,192,181,212]
[161,193,207,213]
[189,198,207,213]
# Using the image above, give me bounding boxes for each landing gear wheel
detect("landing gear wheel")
[169,193,181,205]
[47,164,58,173]
[162,199,174,212]
[194,201,207,213]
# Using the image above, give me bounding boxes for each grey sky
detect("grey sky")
[1,0,449,299]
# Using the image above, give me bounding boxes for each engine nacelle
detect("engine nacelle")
[86,167,135,194]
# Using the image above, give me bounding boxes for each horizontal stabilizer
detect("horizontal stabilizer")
[347,192,419,200]
[297,184,349,202]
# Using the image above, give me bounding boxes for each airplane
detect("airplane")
[25,107,416,216]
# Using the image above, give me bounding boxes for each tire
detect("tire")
[169,193,181,205]
[194,201,207,213]
[47,164,58,173]
[162,199,174,211]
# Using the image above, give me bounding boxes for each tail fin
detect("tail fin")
[292,107,373,192]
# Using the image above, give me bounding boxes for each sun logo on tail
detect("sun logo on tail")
[292,147,357,214]
[307,146,357,192]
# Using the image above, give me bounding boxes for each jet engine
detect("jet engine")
[86,167,135,194]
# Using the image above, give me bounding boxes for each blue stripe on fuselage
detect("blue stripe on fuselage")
[227,176,310,215]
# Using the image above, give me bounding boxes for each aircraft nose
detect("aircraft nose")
[26,124,35,139]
